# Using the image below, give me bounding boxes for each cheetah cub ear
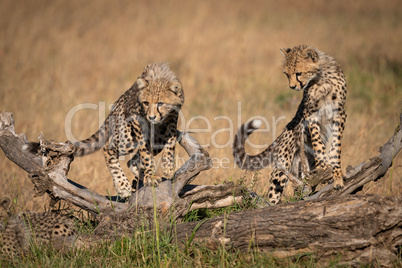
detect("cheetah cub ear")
[0,197,11,211]
[280,48,291,56]
[168,82,182,95]
[136,78,148,90]
[302,48,319,62]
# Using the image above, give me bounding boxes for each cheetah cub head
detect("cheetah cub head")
[280,45,320,91]
[0,197,11,226]
[136,62,184,124]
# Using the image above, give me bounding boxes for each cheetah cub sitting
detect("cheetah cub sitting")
[0,197,77,257]
[233,45,347,204]
[26,62,184,199]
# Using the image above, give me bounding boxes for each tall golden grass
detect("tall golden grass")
[1,0,401,210]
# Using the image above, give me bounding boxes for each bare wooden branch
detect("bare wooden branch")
[173,131,212,194]
[0,112,42,173]
[173,182,244,220]
[306,112,402,200]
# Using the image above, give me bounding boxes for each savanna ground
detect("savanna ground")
[0,0,401,266]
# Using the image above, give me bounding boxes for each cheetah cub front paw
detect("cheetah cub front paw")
[163,166,175,179]
[117,188,132,199]
[144,175,163,187]
[333,177,344,190]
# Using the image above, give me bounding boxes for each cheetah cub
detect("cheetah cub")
[26,62,184,199]
[0,197,77,257]
[233,45,347,204]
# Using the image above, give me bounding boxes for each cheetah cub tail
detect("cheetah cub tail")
[22,126,105,158]
[238,120,263,139]
[247,119,263,133]
[22,142,41,155]
[233,119,273,171]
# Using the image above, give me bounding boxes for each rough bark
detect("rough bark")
[175,195,402,267]
[1,111,401,266]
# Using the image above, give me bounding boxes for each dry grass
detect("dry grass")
[1,0,401,211]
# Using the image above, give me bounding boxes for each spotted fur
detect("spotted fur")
[0,197,77,257]
[233,45,347,204]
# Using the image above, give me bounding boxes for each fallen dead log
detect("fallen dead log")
[175,194,402,267]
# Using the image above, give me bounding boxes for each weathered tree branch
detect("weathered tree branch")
[0,112,42,173]
[0,114,128,214]
[306,112,402,200]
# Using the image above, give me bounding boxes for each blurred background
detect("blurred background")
[1,0,401,211]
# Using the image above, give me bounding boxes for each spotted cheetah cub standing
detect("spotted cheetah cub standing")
[0,197,77,256]
[79,62,184,198]
[26,62,184,199]
[233,45,347,204]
